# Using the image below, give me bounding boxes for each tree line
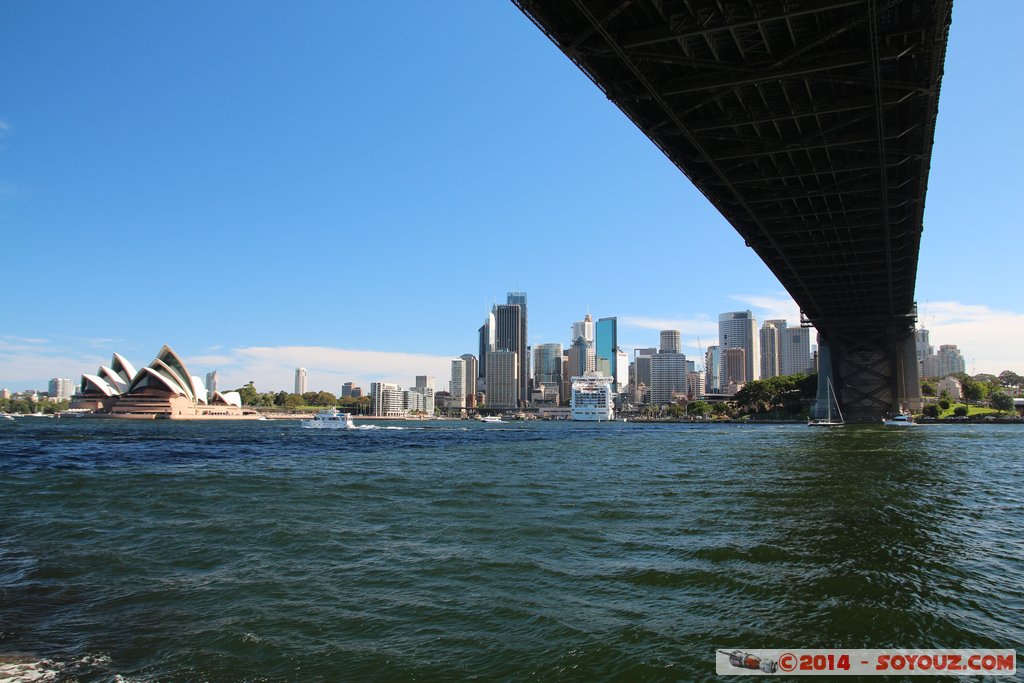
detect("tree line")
[232,382,370,411]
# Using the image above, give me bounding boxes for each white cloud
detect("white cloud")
[728,293,802,323]
[921,301,1024,374]
[185,345,454,394]
[620,315,718,336]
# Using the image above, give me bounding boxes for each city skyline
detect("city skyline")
[2,2,1022,390]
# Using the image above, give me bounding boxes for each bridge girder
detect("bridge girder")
[514,0,952,418]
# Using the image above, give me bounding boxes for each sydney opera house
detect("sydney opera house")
[72,345,254,419]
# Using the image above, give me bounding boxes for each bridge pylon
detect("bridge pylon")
[812,314,922,423]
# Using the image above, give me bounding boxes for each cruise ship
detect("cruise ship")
[570,371,615,421]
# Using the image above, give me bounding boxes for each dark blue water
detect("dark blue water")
[1,419,1021,681]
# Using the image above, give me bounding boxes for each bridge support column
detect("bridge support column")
[813,324,922,423]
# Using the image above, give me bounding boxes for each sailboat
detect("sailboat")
[808,377,844,427]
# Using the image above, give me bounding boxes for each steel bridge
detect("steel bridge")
[513,0,953,421]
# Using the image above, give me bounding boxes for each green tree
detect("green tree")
[921,381,937,397]
[937,398,951,410]
[274,390,289,407]
[687,400,711,418]
[998,370,1022,388]
[313,391,337,406]
[990,392,1014,413]
[283,393,304,409]
[921,404,940,418]
[953,405,969,417]
[235,381,259,406]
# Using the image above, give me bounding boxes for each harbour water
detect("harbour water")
[1,419,1021,681]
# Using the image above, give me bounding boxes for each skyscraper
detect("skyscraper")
[494,301,528,406]
[571,313,594,346]
[705,345,720,393]
[459,354,478,408]
[596,317,625,391]
[633,349,655,403]
[478,310,495,381]
[485,350,518,409]
[922,344,966,378]
[780,326,812,376]
[506,292,530,404]
[659,329,681,354]
[449,359,466,409]
[759,320,783,379]
[205,371,219,400]
[341,382,355,397]
[295,367,307,395]
[650,352,688,404]
[723,348,747,386]
[719,311,759,388]
[533,343,563,385]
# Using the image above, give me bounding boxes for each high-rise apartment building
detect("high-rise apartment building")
[719,311,759,388]
[48,378,74,401]
[922,344,966,378]
[915,328,934,375]
[615,350,629,395]
[650,352,688,404]
[659,329,682,354]
[410,376,435,415]
[459,355,478,408]
[294,367,307,395]
[633,349,654,403]
[341,382,355,398]
[485,350,518,409]
[369,382,403,417]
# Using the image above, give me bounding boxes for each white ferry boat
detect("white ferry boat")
[301,408,355,429]
[479,415,503,423]
[571,371,615,421]
[882,411,916,426]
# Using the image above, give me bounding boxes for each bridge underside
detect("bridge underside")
[514,0,952,419]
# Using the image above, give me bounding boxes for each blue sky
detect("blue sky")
[2,1,1022,393]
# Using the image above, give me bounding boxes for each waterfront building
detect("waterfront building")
[370,382,404,417]
[719,311,759,388]
[72,346,245,418]
[494,301,527,406]
[414,375,436,415]
[922,344,966,378]
[48,378,74,401]
[449,359,467,409]
[760,320,782,379]
[295,367,307,395]
[485,350,518,409]
[205,371,219,401]
[570,371,615,421]
[650,352,688,405]
[0,388,9,399]
[780,325,813,376]
[659,329,681,355]
[704,348,720,395]
[459,355,478,408]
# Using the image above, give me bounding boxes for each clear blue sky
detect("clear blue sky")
[2,1,1021,392]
